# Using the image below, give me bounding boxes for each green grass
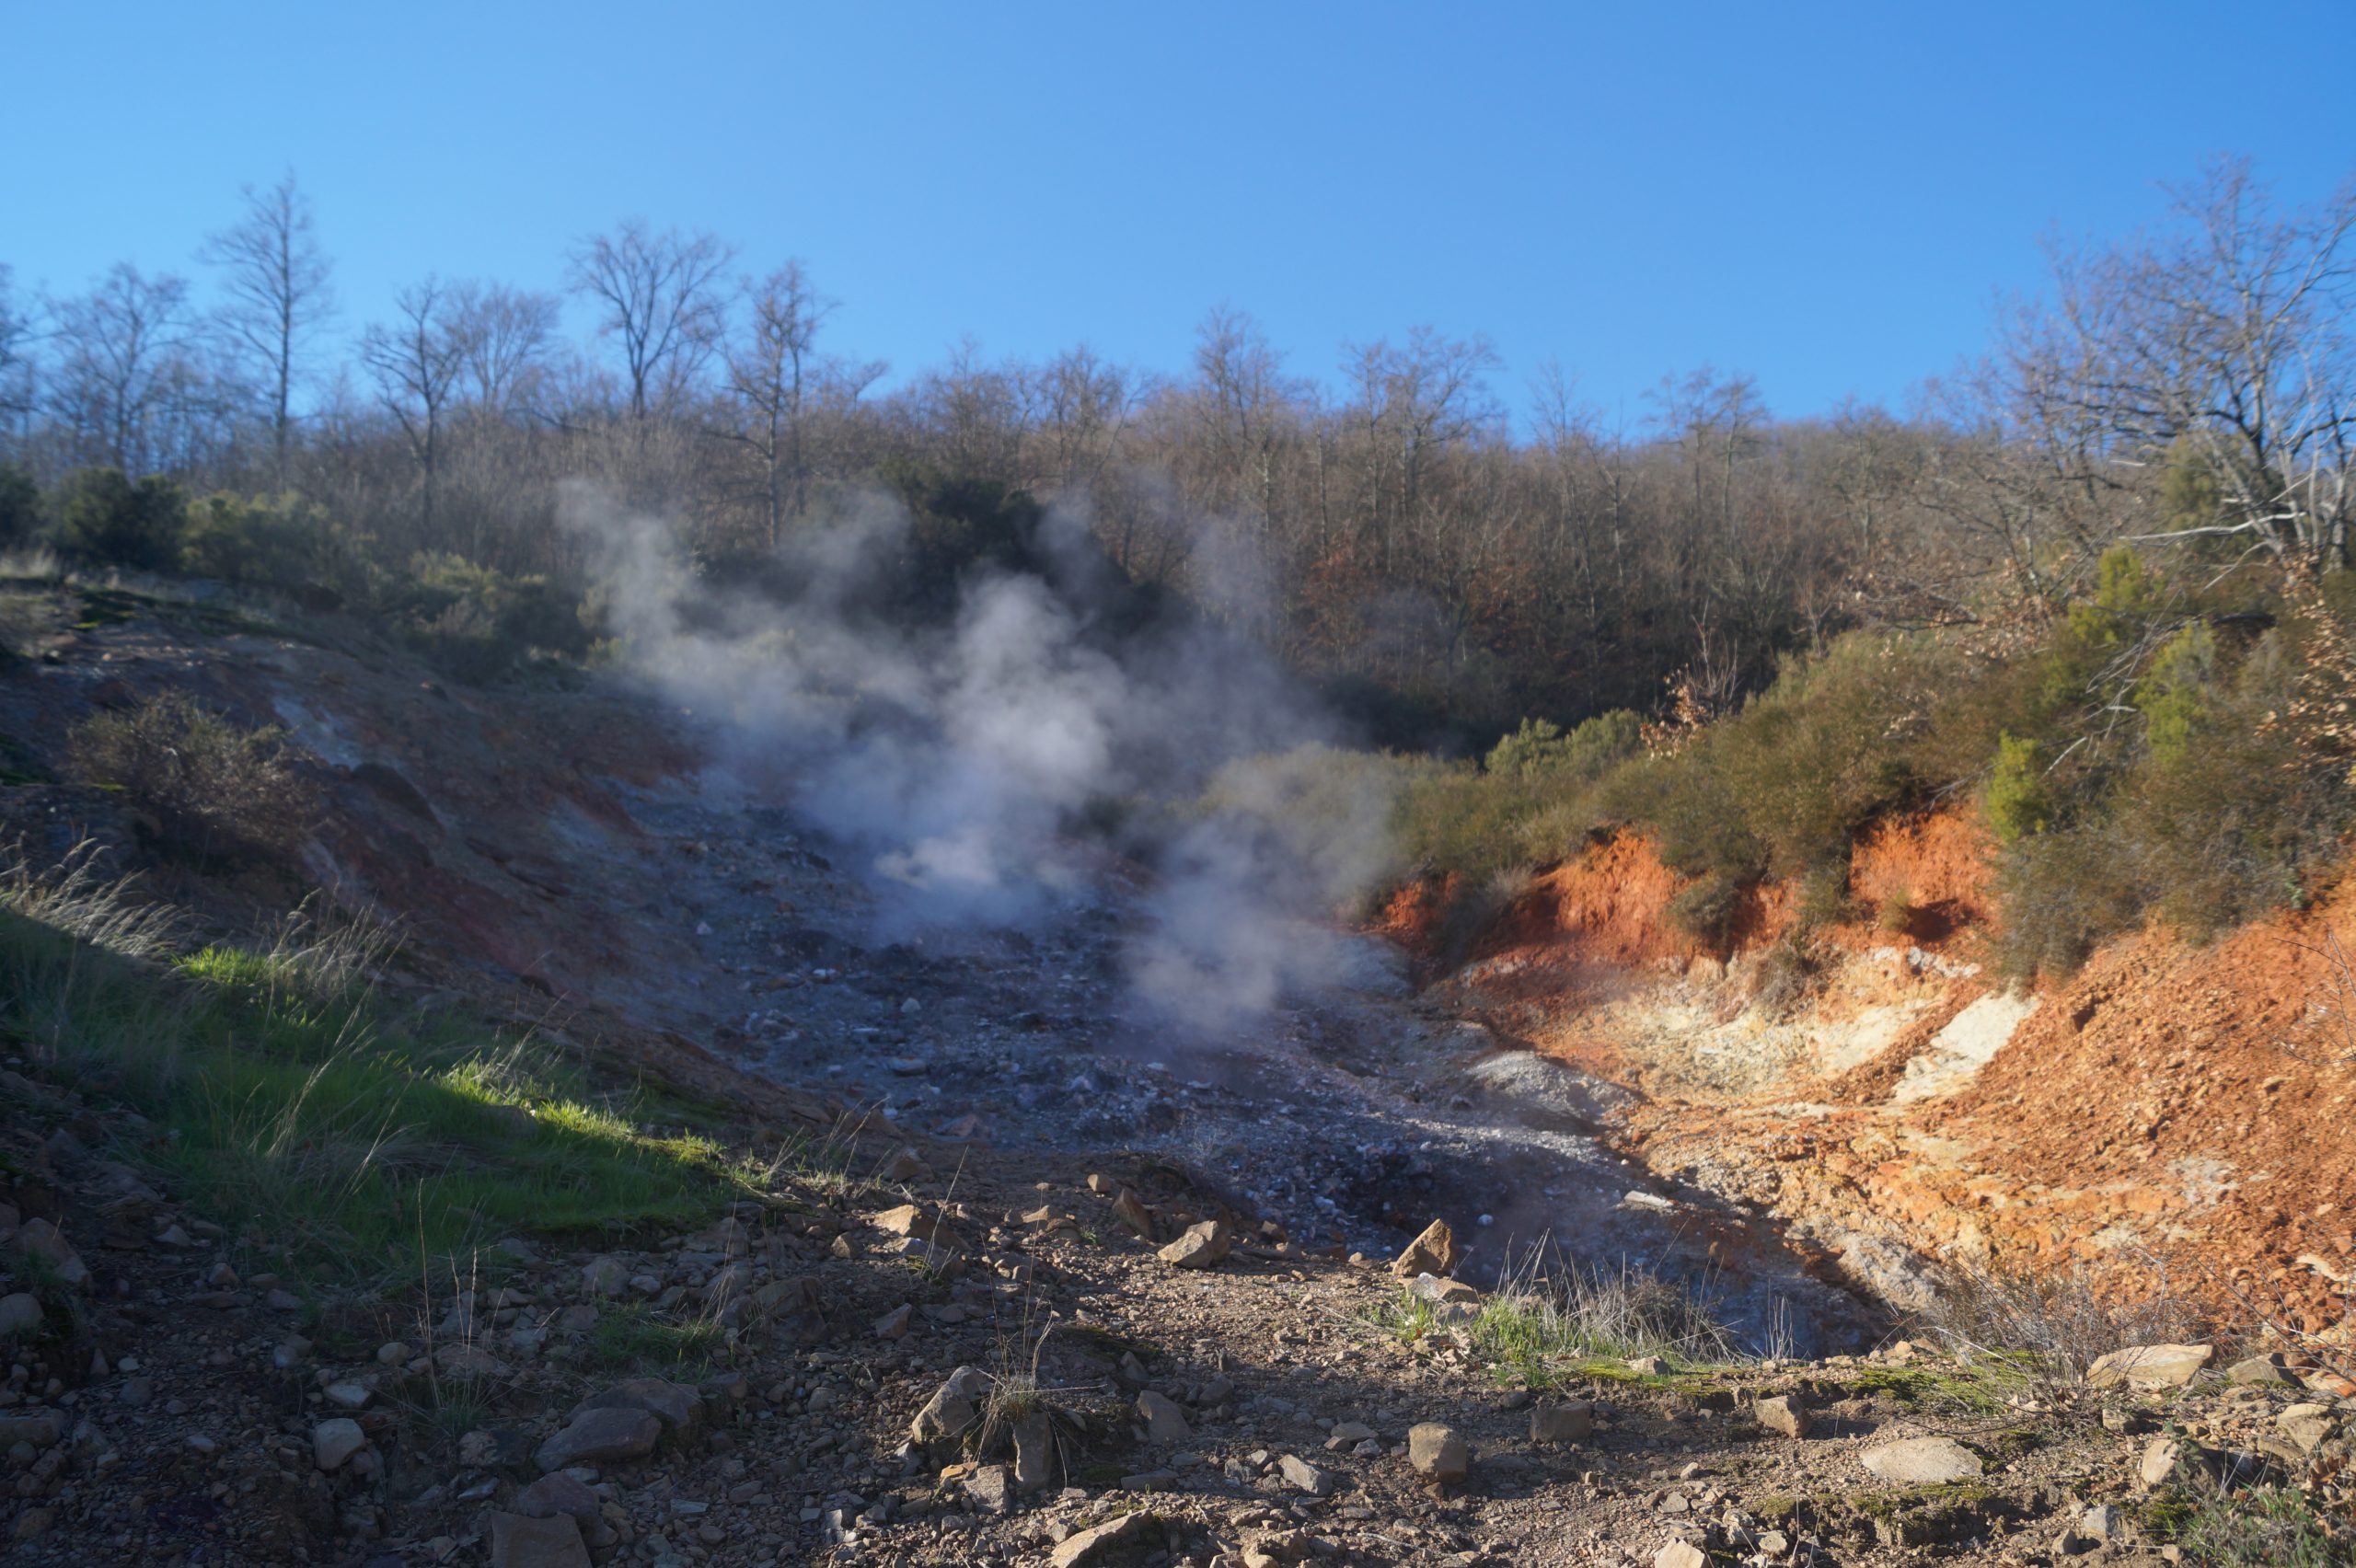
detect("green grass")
[588,1301,731,1376]
[1839,1362,2015,1416]
[2162,1484,2352,1567]
[0,854,756,1286]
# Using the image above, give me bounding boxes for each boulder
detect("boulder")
[1137,1389,1190,1443]
[1755,1394,1811,1439]
[1530,1401,1594,1443]
[909,1382,976,1445]
[579,1256,629,1297]
[533,1407,661,1472]
[1860,1436,1983,1484]
[0,1294,42,1340]
[312,1418,367,1471]
[1277,1454,1330,1494]
[1408,1422,1469,1484]
[1391,1218,1461,1279]
[1051,1511,1153,1568]
[487,1509,592,1568]
[1158,1220,1231,1269]
[1656,1544,1708,1568]
[2086,1343,2212,1390]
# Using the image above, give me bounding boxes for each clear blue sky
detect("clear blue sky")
[6,1,2350,427]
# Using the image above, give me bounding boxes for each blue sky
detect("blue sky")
[6,1,2350,427]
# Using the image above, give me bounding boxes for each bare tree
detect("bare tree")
[445,280,560,417]
[2023,157,2356,571]
[719,261,830,544]
[0,265,35,444]
[567,220,733,421]
[359,279,464,540]
[200,172,334,478]
[49,264,199,473]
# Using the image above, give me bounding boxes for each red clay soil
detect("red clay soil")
[1395,810,2356,1342]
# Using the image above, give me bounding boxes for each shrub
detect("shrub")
[181,490,369,600]
[46,467,187,571]
[68,692,317,865]
[1665,872,1744,947]
[389,552,591,682]
[1984,732,2049,843]
[1484,709,1641,781]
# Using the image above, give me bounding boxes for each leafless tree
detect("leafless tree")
[567,220,733,421]
[719,261,831,544]
[200,172,335,479]
[0,265,36,444]
[48,264,200,474]
[359,279,464,540]
[445,280,560,417]
[2023,157,2356,571]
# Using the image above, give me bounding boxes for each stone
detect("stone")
[1111,1188,1156,1239]
[2142,1436,2195,1487]
[12,1220,88,1291]
[1327,1420,1378,1448]
[1861,1436,1983,1484]
[1138,1389,1191,1443]
[2228,1353,2295,1386]
[883,1148,930,1182]
[964,1462,1012,1514]
[313,1417,367,1471]
[11,1508,52,1542]
[1406,1272,1481,1306]
[1391,1218,1461,1278]
[2086,1343,2213,1390]
[873,1303,912,1340]
[1408,1422,1469,1484]
[1531,1401,1595,1443]
[534,1407,661,1471]
[579,1257,629,1297]
[1277,1453,1330,1494]
[2081,1504,2125,1542]
[486,1509,592,1568]
[1656,1543,1708,1568]
[324,1381,373,1411]
[514,1472,602,1531]
[574,1378,701,1436]
[1158,1219,1232,1269]
[265,1287,304,1311]
[2277,1403,2335,1453]
[1051,1510,1153,1568]
[910,1383,976,1445]
[872,1203,964,1251]
[1626,1355,1667,1375]
[1755,1394,1811,1439]
[0,1293,42,1339]
[1012,1411,1054,1492]
[0,1413,63,1448]
[435,1344,514,1379]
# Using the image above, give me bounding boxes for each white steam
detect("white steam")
[560,478,1402,1039]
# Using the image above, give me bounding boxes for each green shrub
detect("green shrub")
[180,490,369,599]
[388,552,591,682]
[1665,872,1743,947]
[1984,732,2050,843]
[1485,709,1641,781]
[68,692,317,865]
[2132,621,2218,768]
[46,467,187,571]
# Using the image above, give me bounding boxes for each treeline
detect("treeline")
[1,160,2350,751]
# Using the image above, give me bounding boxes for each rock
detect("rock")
[1137,1389,1190,1443]
[1277,1453,1331,1494]
[1861,1436,1983,1483]
[2278,1403,2335,1453]
[2081,1504,2125,1542]
[1626,1355,1667,1375]
[580,1257,629,1297]
[0,1293,42,1339]
[909,1382,976,1445]
[534,1407,661,1471]
[1051,1510,1153,1568]
[964,1463,1012,1514]
[12,1220,88,1291]
[487,1509,592,1568]
[1327,1420,1379,1449]
[2228,1353,2295,1386]
[1012,1411,1054,1491]
[1110,1188,1156,1239]
[872,1203,964,1251]
[323,1381,373,1411]
[514,1472,603,1532]
[435,1344,513,1379]
[2086,1343,2213,1390]
[1158,1219,1231,1269]
[1408,1422,1469,1484]
[883,1148,930,1182]
[2142,1435,2195,1486]
[574,1378,701,1437]
[1406,1272,1481,1306]
[1391,1218,1461,1278]
[265,1288,304,1311]
[873,1303,912,1340]
[1755,1394,1811,1439]
[1656,1543,1708,1568]
[313,1418,367,1471]
[0,1413,63,1448]
[1531,1401,1595,1443]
